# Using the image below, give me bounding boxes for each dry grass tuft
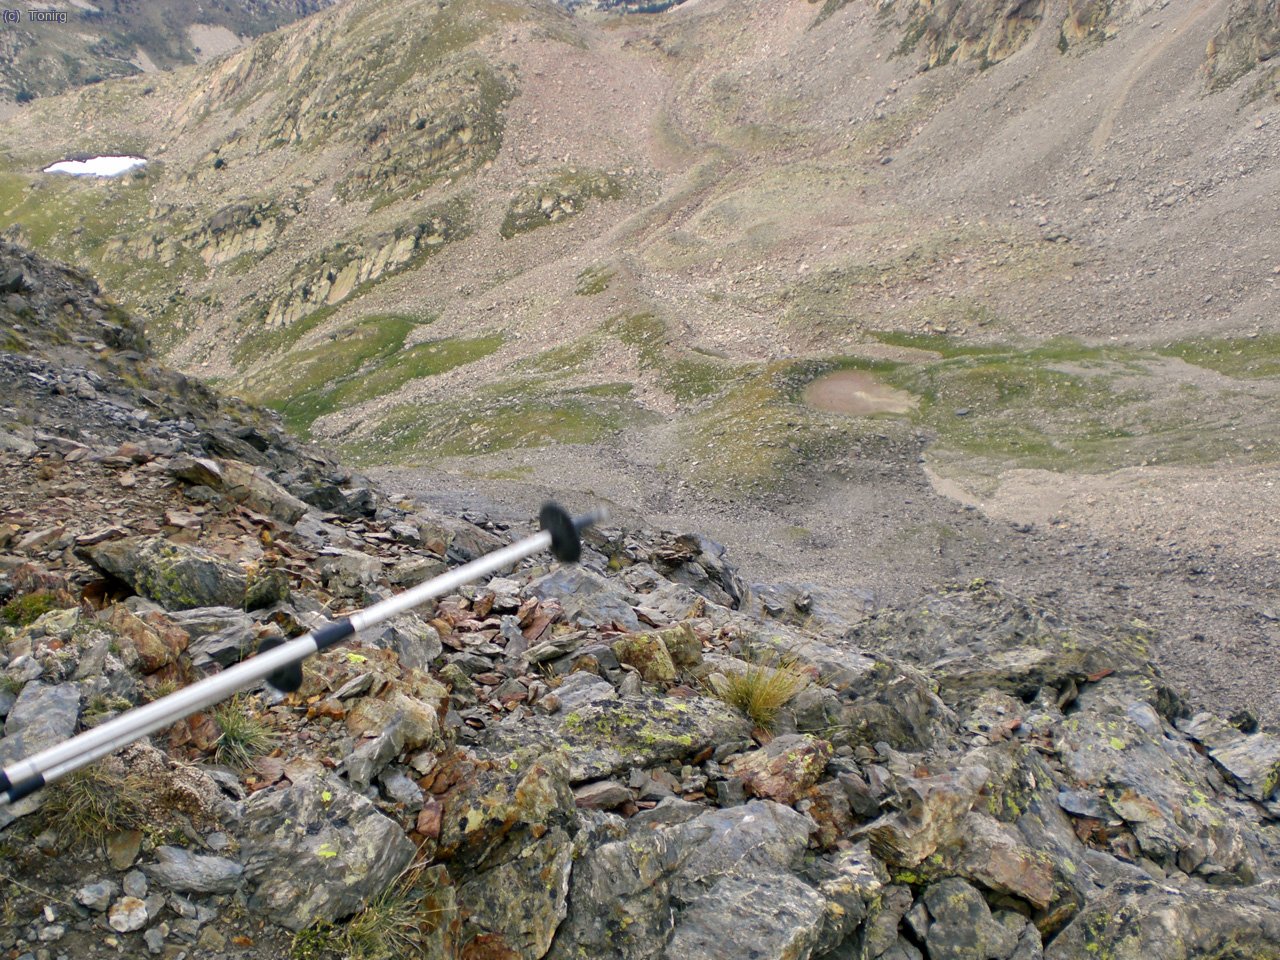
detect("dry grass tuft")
[39,761,149,849]
[708,653,810,730]
[212,694,278,767]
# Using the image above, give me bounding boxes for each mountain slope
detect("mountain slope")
[0,0,341,104]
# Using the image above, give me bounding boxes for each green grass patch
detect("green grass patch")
[240,316,420,433]
[1157,333,1280,380]
[242,317,500,437]
[329,332,503,409]
[606,312,744,403]
[349,382,641,464]
[1,591,65,626]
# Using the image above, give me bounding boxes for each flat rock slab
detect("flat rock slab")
[527,566,641,631]
[1179,712,1280,801]
[84,537,247,611]
[238,774,413,931]
[664,873,826,960]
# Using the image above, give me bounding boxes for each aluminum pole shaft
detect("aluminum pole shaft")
[1,506,603,805]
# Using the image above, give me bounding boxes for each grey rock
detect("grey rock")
[573,780,633,810]
[75,880,119,912]
[527,566,641,630]
[364,615,441,671]
[0,682,80,822]
[143,927,165,955]
[664,873,825,959]
[239,774,414,930]
[122,870,148,898]
[316,548,383,599]
[379,769,424,810]
[861,883,914,958]
[924,878,1020,960]
[0,430,37,456]
[0,682,80,766]
[552,671,618,712]
[670,801,814,896]
[144,846,242,894]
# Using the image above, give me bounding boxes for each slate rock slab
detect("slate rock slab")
[144,846,242,894]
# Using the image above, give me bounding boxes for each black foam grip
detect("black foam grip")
[7,771,44,803]
[540,502,581,563]
[0,770,9,794]
[258,635,304,694]
[313,619,355,651]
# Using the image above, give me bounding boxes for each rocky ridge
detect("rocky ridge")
[4,249,1280,958]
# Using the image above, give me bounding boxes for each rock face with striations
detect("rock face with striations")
[3,240,1280,959]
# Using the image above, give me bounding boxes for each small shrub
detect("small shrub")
[212,695,278,767]
[709,654,809,730]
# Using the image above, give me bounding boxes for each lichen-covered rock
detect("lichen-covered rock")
[481,693,753,782]
[857,763,991,868]
[731,734,834,806]
[548,817,687,959]
[83,537,248,611]
[239,774,414,931]
[613,631,678,683]
[436,750,577,959]
[1045,878,1280,960]
[1056,677,1264,880]
[1204,0,1280,97]
[923,877,1021,960]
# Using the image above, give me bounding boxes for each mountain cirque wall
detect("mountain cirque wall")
[4,247,1280,956]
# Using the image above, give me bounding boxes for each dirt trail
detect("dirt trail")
[1090,0,1226,154]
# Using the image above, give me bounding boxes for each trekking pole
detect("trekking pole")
[0,503,604,805]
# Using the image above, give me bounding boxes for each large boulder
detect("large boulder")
[83,537,248,611]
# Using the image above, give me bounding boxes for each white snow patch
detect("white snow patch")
[43,156,147,177]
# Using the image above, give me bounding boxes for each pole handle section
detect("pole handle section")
[0,501,605,805]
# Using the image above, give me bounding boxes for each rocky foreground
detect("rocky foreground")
[2,238,1280,959]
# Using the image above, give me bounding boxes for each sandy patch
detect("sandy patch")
[803,370,917,416]
[189,25,244,62]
